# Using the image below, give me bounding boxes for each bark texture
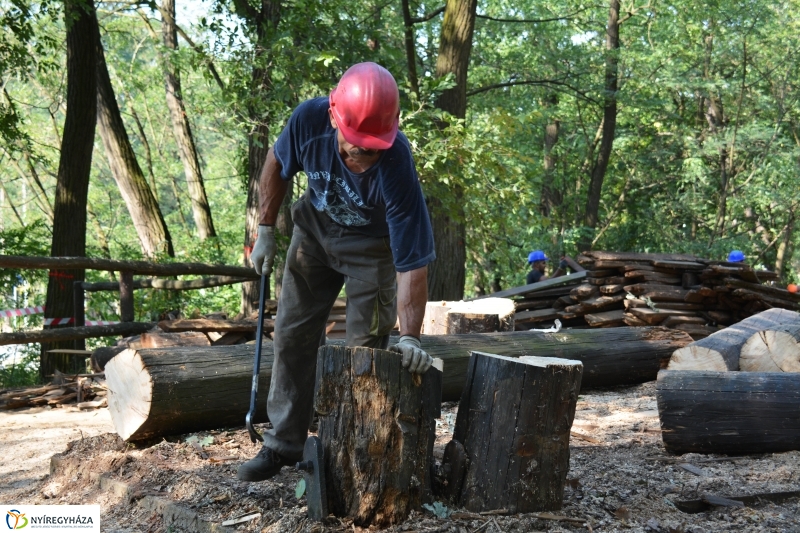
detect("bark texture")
[315,346,442,527]
[160,0,216,239]
[96,23,174,258]
[42,0,98,377]
[449,352,582,512]
[657,370,800,455]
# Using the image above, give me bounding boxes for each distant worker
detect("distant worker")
[526,250,570,284]
[728,250,745,263]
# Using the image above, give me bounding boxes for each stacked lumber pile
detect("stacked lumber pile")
[490,272,588,329]
[508,251,796,340]
[0,371,107,410]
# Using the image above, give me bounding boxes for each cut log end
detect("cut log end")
[105,348,152,441]
[740,329,800,372]
[667,345,728,372]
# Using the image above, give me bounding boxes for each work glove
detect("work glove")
[251,225,277,276]
[559,258,569,270]
[389,335,433,374]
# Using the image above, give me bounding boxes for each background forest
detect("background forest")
[2,0,800,378]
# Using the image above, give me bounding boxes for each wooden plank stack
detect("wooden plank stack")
[510,251,797,340]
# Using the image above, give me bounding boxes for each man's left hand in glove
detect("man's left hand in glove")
[389,335,432,374]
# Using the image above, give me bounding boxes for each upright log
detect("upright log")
[668,308,800,371]
[315,346,442,527]
[657,370,800,455]
[422,298,515,334]
[740,324,800,372]
[446,352,582,512]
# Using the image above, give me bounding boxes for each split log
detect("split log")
[584,251,701,262]
[104,328,691,440]
[315,345,442,527]
[623,315,648,327]
[515,308,559,323]
[157,318,275,333]
[139,331,210,349]
[724,278,800,303]
[600,284,624,295]
[552,295,576,310]
[515,299,556,311]
[668,309,800,371]
[585,269,618,278]
[740,324,800,372]
[661,316,707,328]
[472,272,586,300]
[422,298,515,334]
[672,324,720,340]
[628,308,697,325]
[652,260,706,270]
[447,352,582,512]
[583,309,625,327]
[570,285,599,301]
[657,370,800,455]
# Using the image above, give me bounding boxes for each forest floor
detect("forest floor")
[1,382,799,533]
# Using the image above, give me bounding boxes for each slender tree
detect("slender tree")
[160,0,217,240]
[428,0,478,300]
[95,18,174,258]
[581,0,620,251]
[42,0,97,377]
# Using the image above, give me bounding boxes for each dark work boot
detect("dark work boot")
[237,446,295,482]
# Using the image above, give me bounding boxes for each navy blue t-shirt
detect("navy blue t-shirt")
[273,97,436,272]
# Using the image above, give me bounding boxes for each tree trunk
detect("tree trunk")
[239,0,281,316]
[775,212,795,282]
[667,308,800,371]
[540,94,561,217]
[427,0,477,301]
[96,25,174,258]
[447,352,582,512]
[400,0,420,97]
[581,0,619,251]
[315,346,442,527]
[42,0,98,378]
[160,0,216,239]
[657,370,800,455]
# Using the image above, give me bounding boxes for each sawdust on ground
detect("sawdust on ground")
[2,382,800,532]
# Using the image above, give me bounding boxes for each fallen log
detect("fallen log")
[105,328,690,440]
[668,308,800,371]
[446,352,582,513]
[316,346,442,527]
[157,318,275,333]
[657,370,800,455]
[0,322,156,346]
[139,331,210,349]
[740,324,800,372]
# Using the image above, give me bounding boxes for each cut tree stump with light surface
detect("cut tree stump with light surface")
[657,370,800,455]
[445,352,582,512]
[315,345,442,528]
[422,298,515,335]
[668,308,800,371]
[740,324,800,372]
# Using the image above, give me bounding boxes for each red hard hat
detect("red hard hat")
[329,62,399,150]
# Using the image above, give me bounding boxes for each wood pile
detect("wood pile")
[0,371,108,410]
[508,251,796,340]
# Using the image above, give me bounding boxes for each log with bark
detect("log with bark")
[444,352,582,513]
[315,346,442,527]
[0,322,156,347]
[422,298,515,335]
[668,309,800,371]
[657,370,800,455]
[104,328,689,440]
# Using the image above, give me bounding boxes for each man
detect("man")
[238,62,436,482]
[526,250,569,284]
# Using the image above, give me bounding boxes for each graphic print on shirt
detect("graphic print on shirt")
[307,170,370,227]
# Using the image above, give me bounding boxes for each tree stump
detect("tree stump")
[315,345,443,527]
[422,298,515,334]
[657,369,800,454]
[740,324,800,372]
[444,352,582,512]
[668,308,800,371]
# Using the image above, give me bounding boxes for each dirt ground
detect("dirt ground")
[2,382,799,533]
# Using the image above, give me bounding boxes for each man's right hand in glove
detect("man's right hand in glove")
[250,225,276,276]
[389,335,433,374]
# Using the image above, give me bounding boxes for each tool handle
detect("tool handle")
[246,272,269,442]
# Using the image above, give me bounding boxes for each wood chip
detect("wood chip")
[678,463,706,476]
[570,430,602,444]
[221,512,261,526]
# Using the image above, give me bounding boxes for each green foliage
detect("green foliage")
[0,344,41,388]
